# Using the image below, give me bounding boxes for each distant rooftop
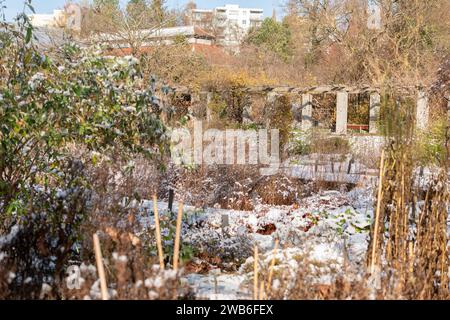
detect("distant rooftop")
[192,4,263,13]
[216,4,263,11]
[94,25,215,43]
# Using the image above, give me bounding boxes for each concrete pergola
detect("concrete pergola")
[167,84,431,135]
[285,85,429,135]
[295,86,381,134]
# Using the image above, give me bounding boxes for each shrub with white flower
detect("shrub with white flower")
[0,7,169,299]
[0,17,168,220]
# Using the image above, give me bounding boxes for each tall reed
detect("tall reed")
[367,88,448,299]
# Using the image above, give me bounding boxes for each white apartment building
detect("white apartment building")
[190,4,264,47]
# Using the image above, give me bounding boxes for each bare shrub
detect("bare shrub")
[270,269,371,300]
[0,144,167,300]
[174,164,260,210]
[253,175,302,206]
[0,158,89,299]
[310,134,351,155]
[62,228,192,300]
[174,164,307,209]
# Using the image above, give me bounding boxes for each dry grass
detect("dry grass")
[366,92,449,299]
[62,227,192,300]
[253,175,303,206]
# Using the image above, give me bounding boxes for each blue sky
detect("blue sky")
[1,0,284,21]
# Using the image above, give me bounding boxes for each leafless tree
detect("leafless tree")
[86,1,174,56]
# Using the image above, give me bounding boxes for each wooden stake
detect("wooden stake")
[93,233,109,300]
[266,239,279,297]
[153,195,165,270]
[173,201,184,271]
[253,245,258,300]
[259,281,265,300]
[370,150,385,275]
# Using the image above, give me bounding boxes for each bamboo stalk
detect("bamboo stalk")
[408,241,415,274]
[266,239,279,298]
[93,233,109,300]
[173,201,184,272]
[370,150,385,275]
[253,245,258,300]
[153,195,165,270]
[401,162,407,274]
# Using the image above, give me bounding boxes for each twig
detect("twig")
[153,195,165,269]
[93,233,109,300]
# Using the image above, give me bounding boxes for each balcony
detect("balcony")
[249,14,263,21]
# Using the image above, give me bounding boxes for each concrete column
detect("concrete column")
[301,93,313,131]
[292,99,302,129]
[336,91,348,135]
[416,90,429,130]
[369,92,381,134]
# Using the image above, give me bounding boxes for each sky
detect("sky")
[1,0,284,21]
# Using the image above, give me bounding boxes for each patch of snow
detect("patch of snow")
[0,225,21,248]
[185,273,249,300]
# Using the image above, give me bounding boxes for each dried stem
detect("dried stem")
[153,195,165,270]
[370,150,385,274]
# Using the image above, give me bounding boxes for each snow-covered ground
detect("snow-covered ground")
[3,175,447,299]
[134,186,375,299]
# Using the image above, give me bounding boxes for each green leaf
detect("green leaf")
[26,1,36,14]
[25,26,32,44]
